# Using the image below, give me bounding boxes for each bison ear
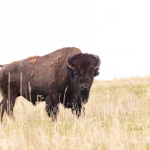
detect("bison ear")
[93,55,101,76]
[94,69,99,76]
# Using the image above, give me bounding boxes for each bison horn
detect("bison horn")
[66,58,75,70]
[94,56,101,70]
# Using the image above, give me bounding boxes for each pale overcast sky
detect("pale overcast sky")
[0,0,150,80]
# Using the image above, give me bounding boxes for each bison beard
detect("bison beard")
[0,47,101,122]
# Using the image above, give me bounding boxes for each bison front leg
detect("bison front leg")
[72,102,82,118]
[45,95,59,122]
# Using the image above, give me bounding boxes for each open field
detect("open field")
[0,76,150,150]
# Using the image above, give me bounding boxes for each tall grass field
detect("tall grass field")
[0,77,150,150]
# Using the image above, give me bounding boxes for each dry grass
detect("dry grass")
[0,76,150,150]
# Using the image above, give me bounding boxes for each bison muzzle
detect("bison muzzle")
[0,47,101,122]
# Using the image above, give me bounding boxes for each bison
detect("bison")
[0,47,101,122]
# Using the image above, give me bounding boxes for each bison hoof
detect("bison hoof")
[52,115,57,122]
[51,106,59,122]
[9,115,15,122]
[72,108,81,118]
[76,110,81,118]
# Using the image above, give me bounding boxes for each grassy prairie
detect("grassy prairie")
[0,76,150,150]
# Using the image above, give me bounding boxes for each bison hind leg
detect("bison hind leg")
[0,94,17,122]
[45,96,53,117]
[45,95,59,122]
[6,94,17,122]
[0,97,7,122]
[51,106,59,122]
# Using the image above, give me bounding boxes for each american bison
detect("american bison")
[0,47,101,122]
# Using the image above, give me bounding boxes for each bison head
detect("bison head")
[66,53,101,103]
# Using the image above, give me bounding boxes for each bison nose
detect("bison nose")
[81,84,90,93]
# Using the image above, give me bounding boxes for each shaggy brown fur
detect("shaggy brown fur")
[0,47,101,122]
[68,53,100,76]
